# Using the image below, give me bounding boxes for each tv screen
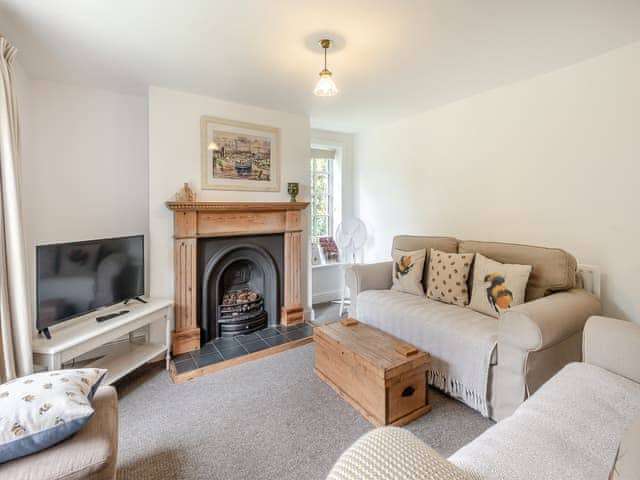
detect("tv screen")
[36,235,144,331]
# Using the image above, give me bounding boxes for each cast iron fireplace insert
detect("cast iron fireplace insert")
[198,234,284,343]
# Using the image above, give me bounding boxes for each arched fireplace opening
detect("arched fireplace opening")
[200,236,283,342]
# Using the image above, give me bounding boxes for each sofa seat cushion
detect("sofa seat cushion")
[450,363,640,480]
[0,386,119,480]
[357,289,497,415]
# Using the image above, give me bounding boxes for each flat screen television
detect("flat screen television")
[36,235,144,336]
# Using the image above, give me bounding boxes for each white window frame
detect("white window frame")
[310,152,334,242]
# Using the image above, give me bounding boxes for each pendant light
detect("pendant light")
[314,39,338,96]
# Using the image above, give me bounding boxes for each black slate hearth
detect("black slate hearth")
[172,323,314,374]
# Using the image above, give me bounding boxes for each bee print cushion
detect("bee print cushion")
[426,249,474,306]
[0,368,106,463]
[468,253,532,318]
[391,248,427,296]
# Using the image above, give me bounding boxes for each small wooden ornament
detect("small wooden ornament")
[176,182,196,202]
[395,344,419,357]
[340,318,359,327]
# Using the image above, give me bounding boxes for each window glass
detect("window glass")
[310,153,334,241]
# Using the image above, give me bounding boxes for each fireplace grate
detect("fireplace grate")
[217,289,267,337]
[218,311,267,336]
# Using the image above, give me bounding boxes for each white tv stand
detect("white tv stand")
[32,297,173,385]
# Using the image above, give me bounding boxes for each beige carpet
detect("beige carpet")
[114,344,493,480]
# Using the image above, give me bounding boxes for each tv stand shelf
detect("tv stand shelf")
[32,298,173,385]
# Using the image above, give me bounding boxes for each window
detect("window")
[310,147,336,242]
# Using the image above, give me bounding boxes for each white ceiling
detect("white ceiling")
[2,0,640,132]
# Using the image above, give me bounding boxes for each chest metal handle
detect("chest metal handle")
[401,386,415,397]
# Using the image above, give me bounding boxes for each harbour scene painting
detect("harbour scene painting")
[211,131,271,181]
[201,116,280,191]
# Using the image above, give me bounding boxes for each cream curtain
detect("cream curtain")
[0,36,32,382]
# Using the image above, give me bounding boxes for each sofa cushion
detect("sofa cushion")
[0,368,106,464]
[469,253,532,317]
[0,386,118,480]
[458,240,577,301]
[392,236,458,290]
[391,248,427,296]
[450,363,640,480]
[426,249,473,306]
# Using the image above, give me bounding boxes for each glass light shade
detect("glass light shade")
[314,71,339,97]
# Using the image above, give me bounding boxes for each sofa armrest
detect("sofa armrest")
[345,261,393,295]
[491,289,601,421]
[345,262,392,316]
[327,427,475,480]
[583,316,640,383]
[499,289,601,351]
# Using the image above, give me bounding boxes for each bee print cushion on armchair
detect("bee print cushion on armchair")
[426,249,474,306]
[468,253,532,318]
[391,248,427,296]
[0,368,106,463]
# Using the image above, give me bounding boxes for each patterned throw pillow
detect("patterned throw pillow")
[610,416,640,480]
[391,248,426,296]
[0,368,106,463]
[468,253,532,318]
[426,249,474,306]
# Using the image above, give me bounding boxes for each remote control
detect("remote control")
[96,310,130,322]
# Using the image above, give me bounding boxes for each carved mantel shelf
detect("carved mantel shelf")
[166,201,309,355]
[166,201,309,212]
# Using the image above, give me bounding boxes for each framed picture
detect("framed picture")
[201,116,280,191]
[311,243,325,266]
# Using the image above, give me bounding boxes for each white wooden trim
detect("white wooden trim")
[578,264,601,298]
[313,290,343,304]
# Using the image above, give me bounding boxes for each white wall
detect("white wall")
[19,79,148,316]
[148,86,311,318]
[354,41,640,322]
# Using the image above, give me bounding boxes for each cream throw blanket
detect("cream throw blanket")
[450,362,640,479]
[357,290,497,416]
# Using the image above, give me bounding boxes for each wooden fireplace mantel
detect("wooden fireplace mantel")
[166,201,310,212]
[166,201,309,355]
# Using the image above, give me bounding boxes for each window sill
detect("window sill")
[311,262,348,270]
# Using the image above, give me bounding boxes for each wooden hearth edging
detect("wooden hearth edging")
[166,201,309,355]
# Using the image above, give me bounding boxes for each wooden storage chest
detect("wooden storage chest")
[314,320,431,426]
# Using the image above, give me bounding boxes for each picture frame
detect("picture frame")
[311,243,325,266]
[200,115,280,191]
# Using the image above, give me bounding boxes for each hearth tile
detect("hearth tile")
[283,329,309,341]
[257,327,280,339]
[243,339,270,353]
[197,343,218,355]
[195,352,224,368]
[278,323,308,334]
[297,324,314,337]
[217,344,248,360]
[235,332,262,344]
[212,337,238,348]
[173,353,192,363]
[174,359,197,374]
[264,334,286,347]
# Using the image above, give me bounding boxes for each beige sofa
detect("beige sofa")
[0,386,119,480]
[327,316,640,480]
[346,236,601,420]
